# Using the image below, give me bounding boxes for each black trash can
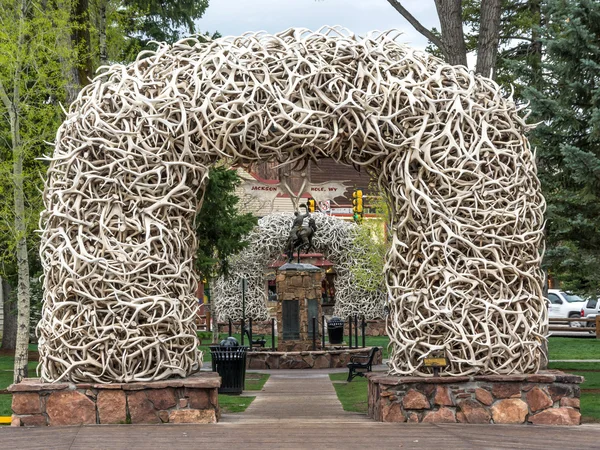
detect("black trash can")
[327,317,345,345]
[210,338,248,395]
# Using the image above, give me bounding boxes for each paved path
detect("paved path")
[3,421,600,449]
[223,369,367,424]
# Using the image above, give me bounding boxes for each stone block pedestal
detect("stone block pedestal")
[367,371,583,425]
[276,264,323,352]
[9,372,221,426]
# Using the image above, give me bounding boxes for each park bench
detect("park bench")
[243,327,266,348]
[347,347,380,382]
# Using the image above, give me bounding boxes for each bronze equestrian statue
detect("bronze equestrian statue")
[286,210,317,263]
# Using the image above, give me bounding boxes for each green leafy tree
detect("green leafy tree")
[195,167,257,281]
[195,166,257,343]
[527,0,600,293]
[0,0,70,380]
[350,193,390,294]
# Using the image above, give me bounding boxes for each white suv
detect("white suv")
[547,289,587,327]
[582,298,600,328]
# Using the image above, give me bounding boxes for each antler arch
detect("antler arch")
[38,27,546,382]
[212,213,386,323]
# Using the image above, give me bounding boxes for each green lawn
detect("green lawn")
[0,356,38,417]
[218,395,255,413]
[549,360,600,422]
[547,337,600,360]
[245,373,269,391]
[217,373,269,413]
[329,372,369,413]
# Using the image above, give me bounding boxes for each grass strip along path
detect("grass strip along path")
[215,373,271,414]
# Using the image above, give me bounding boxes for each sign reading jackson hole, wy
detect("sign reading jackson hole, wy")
[244,180,349,203]
[36,27,546,385]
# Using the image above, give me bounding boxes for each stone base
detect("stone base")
[277,340,323,352]
[368,371,583,425]
[247,347,382,370]
[8,372,221,426]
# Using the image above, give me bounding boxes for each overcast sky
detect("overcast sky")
[196,0,440,51]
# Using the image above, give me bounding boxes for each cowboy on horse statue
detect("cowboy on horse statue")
[286,204,317,263]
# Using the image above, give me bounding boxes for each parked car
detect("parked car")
[547,289,587,327]
[581,297,600,329]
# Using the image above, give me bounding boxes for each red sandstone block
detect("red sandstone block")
[146,388,177,410]
[20,415,47,427]
[422,407,456,423]
[46,391,96,426]
[526,387,553,412]
[560,397,580,408]
[491,383,521,399]
[12,393,42,415]
[381,402,405,422]
[475,388,493,406]
[458,400,491,424]
[97,390,127,424]
[402,389,429,410]
[128,391,160,424]
[529,407,581,425]
[491,399,528,424]
[169,409,217,424]
[185,388,210,409]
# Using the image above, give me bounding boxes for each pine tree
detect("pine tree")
[527,0,600,292]
[195,167,257,280]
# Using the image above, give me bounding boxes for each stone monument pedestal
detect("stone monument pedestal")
[276,263,323,352]
[367,371,583,425]
[8,372,221,426]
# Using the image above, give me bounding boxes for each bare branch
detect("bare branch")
[386,0,445,53]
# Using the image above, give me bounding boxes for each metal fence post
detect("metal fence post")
[249,317,253,349]
[362,316,366,348]
[312,316,317,351]
[348,316,352,348]
[322,315,326,348]
[354,316,358,349]
[272,318,276,350]
[240,319,245,346]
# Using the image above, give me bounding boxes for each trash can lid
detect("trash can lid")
[327,317,344,326]
[220,336,239,347]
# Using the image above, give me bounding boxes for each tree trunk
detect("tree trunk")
[98,0,108,66]
[434,0,468,66]
[1,280,17,350]
[475,0,503,77]
[71,0,93,86]
[529,0,543,87]
[10,0,31,384]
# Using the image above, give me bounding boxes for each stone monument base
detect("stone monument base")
[8,372,221,426]
[367,371,583,425]
[247,347,382,370]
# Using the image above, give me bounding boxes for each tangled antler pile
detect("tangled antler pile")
[39,26,546,382]
[212,213,386,322]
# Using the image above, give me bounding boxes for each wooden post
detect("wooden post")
[596,316,600,340]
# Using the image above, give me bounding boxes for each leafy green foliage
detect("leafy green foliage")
[195,167,257,280]
[0,0,71,299]
[350,193,390,294]
[106,0,216,63]
[526,0,600,293]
